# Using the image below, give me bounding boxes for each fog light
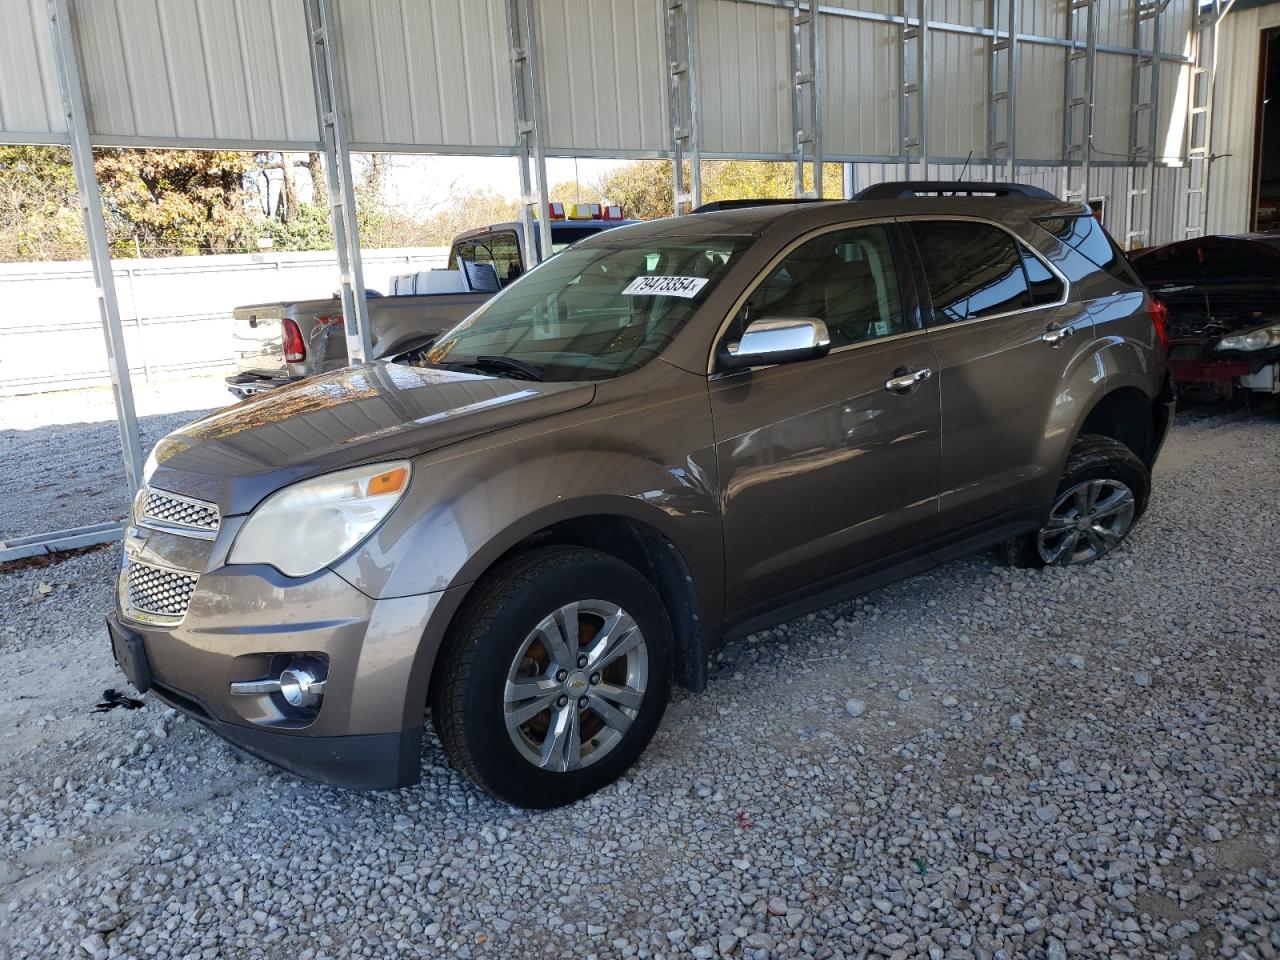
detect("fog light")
[279,660,326,709]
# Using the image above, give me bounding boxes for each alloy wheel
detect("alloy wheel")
[1036,478,1137,565]
[503,600,648,772]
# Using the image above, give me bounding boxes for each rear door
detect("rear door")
[904,218,1085,540]
[710,222,942,617]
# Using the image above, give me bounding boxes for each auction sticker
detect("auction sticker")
[620,275,709,298]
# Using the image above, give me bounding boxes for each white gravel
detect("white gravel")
[0,376,229,541]
[1,404,1277,960]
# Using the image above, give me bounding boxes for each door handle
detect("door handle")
[884,367,932,393]
[1042,323,1075,346]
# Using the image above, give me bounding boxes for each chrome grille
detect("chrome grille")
[142,489,220,533]
[126,561,199,620]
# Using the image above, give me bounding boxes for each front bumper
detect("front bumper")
[112,527,455,789]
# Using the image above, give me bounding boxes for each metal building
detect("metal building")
[0,0,1258,559]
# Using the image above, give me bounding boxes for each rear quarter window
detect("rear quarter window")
[1035,215,1142,288]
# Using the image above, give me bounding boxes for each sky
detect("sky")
[377,154,632,214]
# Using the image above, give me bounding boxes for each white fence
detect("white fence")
[0,247,448,396]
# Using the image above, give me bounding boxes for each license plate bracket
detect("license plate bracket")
[107,617,153,694]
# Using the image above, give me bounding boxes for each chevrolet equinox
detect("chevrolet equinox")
[108,183,1174,808]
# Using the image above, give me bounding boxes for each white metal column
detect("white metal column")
[1061,0,1097,203]
[899,0,928,180]
[46,0,143,494]
[303,0,371,363]
[987,0,1017,182]
[1183,1,1225,239]
[1125,0,1163,249]
[790,1,822,198]
[507,0,553,263]
[666,0,702,214]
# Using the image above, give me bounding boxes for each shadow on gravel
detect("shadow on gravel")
[0,407,215,542]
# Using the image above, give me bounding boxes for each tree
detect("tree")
[93,149,258,256]
[587,159,846,221]
[0,146,85,261]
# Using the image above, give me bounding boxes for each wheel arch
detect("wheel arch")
[411,500,718,739]
[1071,384,1160,468]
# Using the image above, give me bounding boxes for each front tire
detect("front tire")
[1002,434,1151,568]
[431,546,672,808]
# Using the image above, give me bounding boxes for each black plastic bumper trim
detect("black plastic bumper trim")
[149,683,422,790]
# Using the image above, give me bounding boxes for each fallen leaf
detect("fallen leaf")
[37,581,53,596]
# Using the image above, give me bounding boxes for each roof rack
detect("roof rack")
[690,198,834,214]
[852,181,1059,201]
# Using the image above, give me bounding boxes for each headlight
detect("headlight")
[229,461,412,577]
[1216,323,1280,353]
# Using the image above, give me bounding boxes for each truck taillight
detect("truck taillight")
[282,318,306,363]
[1149,297,1169,352]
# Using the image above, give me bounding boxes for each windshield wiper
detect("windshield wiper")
[442,355,546,381]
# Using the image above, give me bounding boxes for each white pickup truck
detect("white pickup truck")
[226,208,638,398]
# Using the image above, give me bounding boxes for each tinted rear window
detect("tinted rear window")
[910,221,1033,322]
[1035,215,1141,287]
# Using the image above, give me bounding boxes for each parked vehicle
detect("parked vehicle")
[226,205,638,398]
[1130,233,1280,396]
[109,182,1172,808]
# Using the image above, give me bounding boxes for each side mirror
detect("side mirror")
[721,317,831,369]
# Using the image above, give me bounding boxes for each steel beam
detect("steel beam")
[987,0,1017,181]
[1061,0,1098,202]
[303,0,372,363]
[899,0,928,179]
[45,0,144,496]
[507,0,553,263]
[666,0,703,214]
[790,1,822,198]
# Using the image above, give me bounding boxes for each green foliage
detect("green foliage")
[260,202,334,252]
[0,146,86,261]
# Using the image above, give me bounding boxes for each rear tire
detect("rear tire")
[1002,434,1151,568]
[431,546,672,808]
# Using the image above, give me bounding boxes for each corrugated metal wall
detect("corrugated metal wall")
[0,0,1238,242]
[537,0,669,155]
[336,0,513,152]
[73,0,318,149]
[695,0,793,156]
[0,0,63,143]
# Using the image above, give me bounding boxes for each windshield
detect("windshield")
[427,235,751,380]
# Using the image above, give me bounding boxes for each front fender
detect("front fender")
[330,380,722,616]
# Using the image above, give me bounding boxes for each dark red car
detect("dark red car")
[1130,234,1280,397]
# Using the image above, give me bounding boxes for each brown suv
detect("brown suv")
[107,183,1174,808]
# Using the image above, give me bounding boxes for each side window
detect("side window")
[910,221,1033,323]
[737,224,905,349]
[1020,248,1065,305]
[1035,215,1141,287]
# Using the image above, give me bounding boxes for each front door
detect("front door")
[710,222,942,618]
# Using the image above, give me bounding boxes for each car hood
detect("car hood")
[148,361,595,515]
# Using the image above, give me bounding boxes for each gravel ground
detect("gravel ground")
[0,375,229,541]
[1,403,1277,960]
